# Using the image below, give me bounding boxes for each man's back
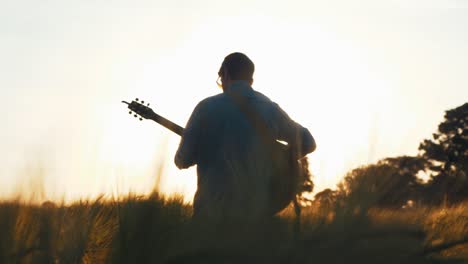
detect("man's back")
[175,81,315,219]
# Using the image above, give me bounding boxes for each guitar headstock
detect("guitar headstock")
[122,98,155,121]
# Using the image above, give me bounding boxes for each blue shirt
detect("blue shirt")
[175,81,315,218]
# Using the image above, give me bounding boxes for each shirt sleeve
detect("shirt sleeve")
[273,103,316,157]
[174,102,204,169]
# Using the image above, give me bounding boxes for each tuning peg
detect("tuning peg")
[135,98,139,102]
[129,111,132,114]
[141,100,145,104]
[147,103,150,106]
[134,114,137,118]
[139,118,143,121]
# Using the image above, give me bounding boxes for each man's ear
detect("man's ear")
[249,78,254,86]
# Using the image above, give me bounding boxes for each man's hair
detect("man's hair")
[219,52,255,80]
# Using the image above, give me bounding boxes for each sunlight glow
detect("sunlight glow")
[86,16,393,201]
[1,1,466,203]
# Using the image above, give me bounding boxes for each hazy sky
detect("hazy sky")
[1,0,467,202]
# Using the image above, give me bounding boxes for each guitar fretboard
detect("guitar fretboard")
[149,112,184,136]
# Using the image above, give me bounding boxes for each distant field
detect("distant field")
[0,192,466,264]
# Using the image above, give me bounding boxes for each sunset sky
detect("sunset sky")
[1,0,467,202]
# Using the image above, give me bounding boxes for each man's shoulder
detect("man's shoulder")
[201,93,227,103]
[252,90,274,104]
[197,93,230,108]
[190,94,228,117]
[196,90,277,112]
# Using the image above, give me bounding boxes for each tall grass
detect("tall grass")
[1,159,467,263]
[1,191,467,263]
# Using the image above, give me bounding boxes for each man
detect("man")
[175,52,316,220]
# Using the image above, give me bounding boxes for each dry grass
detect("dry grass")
[0,191,467,264]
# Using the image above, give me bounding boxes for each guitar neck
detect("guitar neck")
[149,112,184,136]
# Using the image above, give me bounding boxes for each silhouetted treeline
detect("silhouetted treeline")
[316,102,468,208]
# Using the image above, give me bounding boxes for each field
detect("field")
[0,191,467,264]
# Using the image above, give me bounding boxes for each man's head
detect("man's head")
[218,52,254,90]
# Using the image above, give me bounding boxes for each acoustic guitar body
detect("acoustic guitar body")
[267,142,302,215]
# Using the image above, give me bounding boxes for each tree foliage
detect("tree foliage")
[419,103,468,204]
[337,156,426,208]
[314,188,338,208]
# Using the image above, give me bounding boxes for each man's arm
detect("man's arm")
[174,102,204,169]
[274,104,316,157]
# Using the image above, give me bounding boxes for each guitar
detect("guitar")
[122,99,184,135]
[122,98,309,215]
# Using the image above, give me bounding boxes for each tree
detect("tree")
[314,188,338,208]
[337,156,426,209]
[419,103,468,204]
[377,156,427,204]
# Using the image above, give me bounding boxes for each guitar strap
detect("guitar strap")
[227,90,276,148]
[227,89,302,222]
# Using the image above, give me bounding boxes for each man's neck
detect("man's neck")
[223,80,251,92]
